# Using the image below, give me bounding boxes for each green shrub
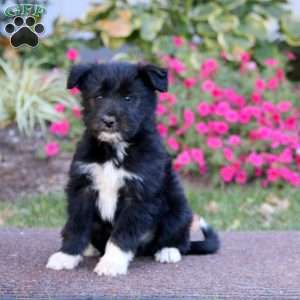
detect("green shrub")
[0,59,75,135]
[59,0,300,61]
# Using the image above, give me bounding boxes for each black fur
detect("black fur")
[60,62,220,260]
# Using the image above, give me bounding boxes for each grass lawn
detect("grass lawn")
[0,183,299,230]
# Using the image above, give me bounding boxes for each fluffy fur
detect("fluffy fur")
[46,62,220,276]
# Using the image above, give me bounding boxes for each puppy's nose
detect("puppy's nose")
[101,115,116,129]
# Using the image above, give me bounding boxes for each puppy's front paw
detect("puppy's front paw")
[94,256,128,276]
[155,247,181,263]
[46,251,82,270]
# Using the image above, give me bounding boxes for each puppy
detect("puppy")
[46,62,220,276]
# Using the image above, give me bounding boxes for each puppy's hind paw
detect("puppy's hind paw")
[46,251,82,270]
[155,247,181,263]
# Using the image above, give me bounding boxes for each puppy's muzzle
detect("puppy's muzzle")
[101,115,117,131]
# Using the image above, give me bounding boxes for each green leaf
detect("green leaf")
[237,13,268,41]
[280,15,300,46]
[189,3,222,21]
[253,4,288,19]
[253,43,280,64]
[140,13,165,41]
[218,32,255,55]
[209,14,239,33]
[217,0,246,11]
[196,22,216,37]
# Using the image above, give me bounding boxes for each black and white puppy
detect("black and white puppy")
[46,62,220,276]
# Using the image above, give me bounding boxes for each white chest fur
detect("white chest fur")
[78,161,140,222]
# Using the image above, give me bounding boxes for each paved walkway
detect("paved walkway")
[0,229,299,299]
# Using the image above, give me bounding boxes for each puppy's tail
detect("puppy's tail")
[188,216,220,255]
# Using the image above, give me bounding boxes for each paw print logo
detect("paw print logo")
[4,16,44,48]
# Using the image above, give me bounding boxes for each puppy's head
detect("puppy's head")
[67,62,168,143]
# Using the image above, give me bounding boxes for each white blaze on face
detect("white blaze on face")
[94,241,134,276]
[78,162,141,223]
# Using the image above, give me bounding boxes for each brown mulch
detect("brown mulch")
[0,126,71,202]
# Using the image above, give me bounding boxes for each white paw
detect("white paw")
[46,251,82,270]
[83,244,100,257]
[155,247,181,263]
[94,255,128,276]
[93,241,133,276]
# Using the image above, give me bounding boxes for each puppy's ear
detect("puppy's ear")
[138,64,168,92]
[67,64,91,90]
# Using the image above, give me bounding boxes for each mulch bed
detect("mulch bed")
[0,126,71,201]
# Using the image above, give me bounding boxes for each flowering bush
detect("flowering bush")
[46,45,300,187]
[156,38,300,187]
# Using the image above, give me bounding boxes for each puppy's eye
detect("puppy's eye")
[124,96,132,102]
[96,95,103,101]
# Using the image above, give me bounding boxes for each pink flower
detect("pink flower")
[223,88,237,102]
[277,101,292,113]
[157,123,168,137]
[195,122,209,135]
[190,148,205,166]
[267,77,279,90]
[211,86,223,98]
[66,48,79,61]
[225,110,239,123]
[159,92,169,101]
[49,119,70,137]
[197,102,211,117]
[264,58,279,68]
[251,92,262,104]
[255,168,263,177]
[278,148,292,164]
[223,147,234,161]
[212,121,229,135]
[201,80,215,93]
[183,109,195,127]
[235,170,247,185]
[54,103,65,113]
[207,137,223,150]
[220,165,236,183]
[262,101,275,114]
[168,114,177,127]
[284,116,297,130]
[169,58,186,74]
[228,135,241,146]
[156,104,167,116]
[244,61,257,71]
[159,92,176,105]
[200,58,219,77]
[247,152,264,167]
[69,87,80,95]
[286,51,296,61]
[172,36,184,47]
[183,77,197,89]
[255,79,265,91]
[267,167,281,182]
[44,142,60,157]
[215,102,230,116]
[167,137,179,151]
[174,150,191,170]
[240,52,251,63]
[276,68,285,81]
[72,106,81,119]
[239,108,252,124]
